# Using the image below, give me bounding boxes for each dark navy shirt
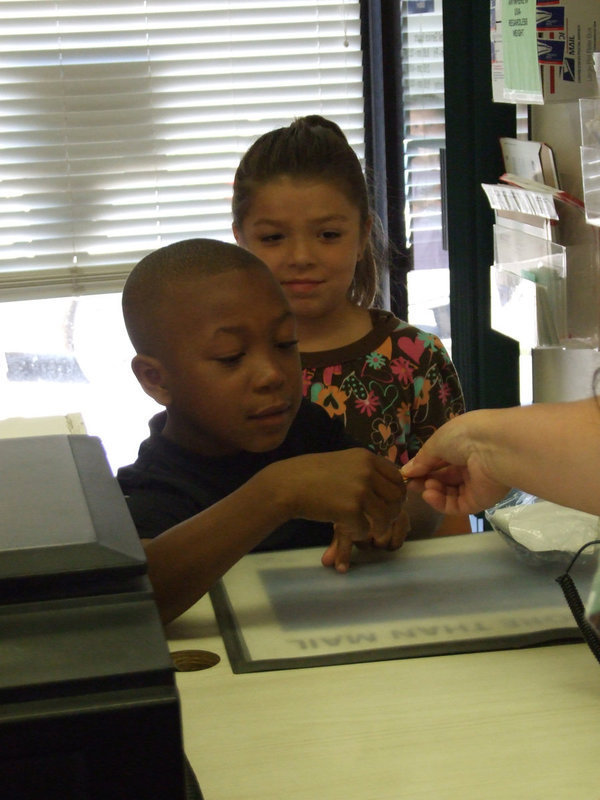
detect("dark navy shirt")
[117,399,357,551]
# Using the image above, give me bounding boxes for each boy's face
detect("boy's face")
[155,266,302,457]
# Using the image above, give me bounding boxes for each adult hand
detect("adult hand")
[401,452,509,515]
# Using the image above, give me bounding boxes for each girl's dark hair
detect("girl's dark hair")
[232,115,387,307]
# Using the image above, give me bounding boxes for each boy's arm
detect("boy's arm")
[142,470,295,625]
[144,447,407,624]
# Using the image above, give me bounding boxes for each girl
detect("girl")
[232,115,466,537]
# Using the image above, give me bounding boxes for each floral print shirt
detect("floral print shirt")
[301,309,465,466]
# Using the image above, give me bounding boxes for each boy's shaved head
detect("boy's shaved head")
[123,238,269,356]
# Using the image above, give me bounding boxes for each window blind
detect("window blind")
[0,0,364,301]
[401,0,447,270]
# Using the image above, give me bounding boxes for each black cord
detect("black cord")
[563,539,600,575]
[555,539,600,666]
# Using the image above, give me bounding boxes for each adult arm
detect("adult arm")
[401,398,600,517]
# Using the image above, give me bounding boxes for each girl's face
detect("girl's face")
[234,176,371,323]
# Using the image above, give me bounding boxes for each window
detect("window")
[0,1,364,471]
[401,0,446,274]
[400,1,451,346]
[400,1,526,352]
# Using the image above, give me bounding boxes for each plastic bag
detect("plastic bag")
[485,488,600,565]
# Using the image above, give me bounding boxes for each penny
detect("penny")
[171,649,220,671]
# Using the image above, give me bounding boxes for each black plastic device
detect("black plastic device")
[0,434,195,799]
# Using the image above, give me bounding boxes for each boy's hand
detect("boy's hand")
[268,447,407,540]
[321,510,411,573]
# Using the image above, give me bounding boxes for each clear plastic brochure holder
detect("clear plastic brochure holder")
[580,98,600,228]
[491,225,567,349]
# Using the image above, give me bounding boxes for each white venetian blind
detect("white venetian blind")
[401,0,447,271]
[0,0,364,301]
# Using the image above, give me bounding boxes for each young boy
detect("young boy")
[117,238,408,623]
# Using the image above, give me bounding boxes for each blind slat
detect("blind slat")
[0,1,364,300]
[401,0,445,257]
